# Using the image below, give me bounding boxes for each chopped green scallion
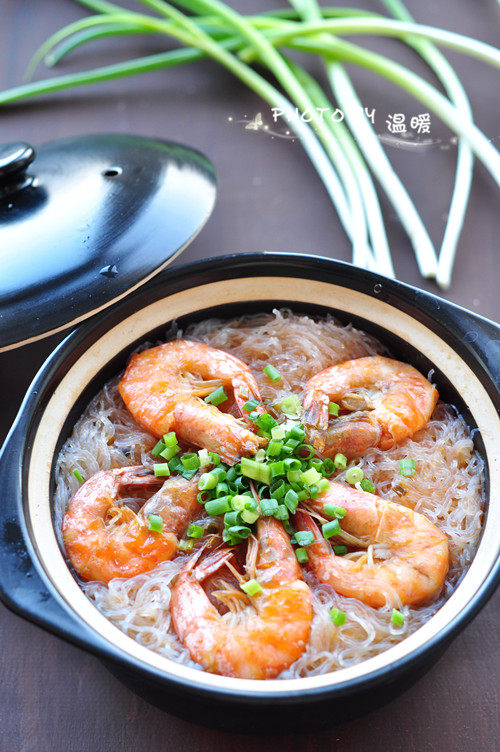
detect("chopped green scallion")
[263,364,281,382]
[73,469,84,484]
[345,466,364,485]
[329,607,346,626]
[153,463,170,477]
[151,439,166,458]
[266,439,283,457]
[284,489,299,513]
[187,523,204,539]
[205,497,232,516]
[333,545,348,555]
[295,547,309,564]
[160,444,179,461]
[243,398,260,413]
[241,508,259,524]
[300,467,322,486]
[204,386,228,406]
[148,514,163,532]
[271,426,286,441]
[317,478,330,494]
[163,431,178,447]
[328,401,340,417]
[280,394,300,415]
[260,498,279,516]
[178,538,194,552]
[360,478,376,493]
[391,608,405,626]
[198,472,218,491]
[294,530,315,546]
[334,453,348,471]
[198,448,210,468]
[322,519,341,539]
[230,495,248,511]
[181,453,200,471]
[241,457,271,484]
[241,578,262,596]
[324,504,347,519]
[399,458,416,476]
[274,504,289,521]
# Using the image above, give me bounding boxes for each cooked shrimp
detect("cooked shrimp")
[303,355,438,458]
[295,481,449,608]
[171,517,313,679]
[63,466,200,583]
[118,340,266,464]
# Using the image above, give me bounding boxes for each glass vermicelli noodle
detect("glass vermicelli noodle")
[54,310,484,678]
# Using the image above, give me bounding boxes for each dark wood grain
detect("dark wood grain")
[0,1,498,750]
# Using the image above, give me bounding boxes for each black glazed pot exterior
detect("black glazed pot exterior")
[0,253,498,729]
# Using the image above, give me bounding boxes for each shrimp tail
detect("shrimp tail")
[115,466,163,491]
[187,546,235,581]
[303,390,329,430]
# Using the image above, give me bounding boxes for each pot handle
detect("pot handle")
[441,304,500,388]
[0,423,101,653]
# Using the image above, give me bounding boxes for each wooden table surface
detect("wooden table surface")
[0,1,498,750]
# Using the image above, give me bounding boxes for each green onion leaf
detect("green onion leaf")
[345,466,364,485]
[360,478,376,493]
[181,452,200,471]
[328,401,340,416]
[391,608,405,626]
[294,530,315,546]
[198,448,210,468]
[204,386,228,406]
[271,425,286,440]
[241,578,262,596]
[198,472,218,491]
[187,523,204,539]
[178,538,194,552]
[255,413,278,431]
[269,460,285,478]
[151,440,166,458]
[263,364,281,382]
[333,545,348,555]
[399,458,416,476]
[230,494,248,511]
[322,519,341,538]
[266,439,283,457]
[317,478,330,494]
[243,398,260,412]
[205,497,232,516]
[280,394,300,415]
[260,497,279,516]
[241,508,259,524]
[241,457,271,484]
[284,488,299,513]
[73,469,84,484]
[334,453,348,471]
[274,504,289,521]
[160,444,179,461]
[227,525,252,542]
[163,431,178,447]
[153,463,170,477]
[329,607,346,626]
[301,467,322,486]
[324,504,347,519]
[148,514,163,532]
[295,547,309,563]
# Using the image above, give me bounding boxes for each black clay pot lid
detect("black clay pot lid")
[0,134,217,351]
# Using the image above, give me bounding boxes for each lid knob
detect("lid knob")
[0,142,35,197]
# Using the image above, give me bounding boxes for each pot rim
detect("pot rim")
[2,252,499,702]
